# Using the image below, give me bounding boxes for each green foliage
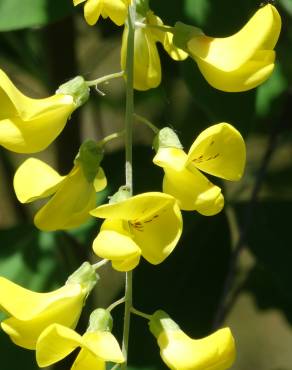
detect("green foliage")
[0,0,74,31]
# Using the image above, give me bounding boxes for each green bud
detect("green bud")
[136,0,150,17]
[56,76,90,108]
[109,186,131,204]
[66,261,99,296]
[173,22,204,52]
[149,310,180,339]
[153,127,183,152]
[75,140,104,183]
[87,308,113,333]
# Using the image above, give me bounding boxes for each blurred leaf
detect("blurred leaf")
[256,64,288,119]
[0,0,74,31]
[237,201,292,323]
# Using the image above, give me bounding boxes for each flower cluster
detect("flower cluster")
[0,1,282,370]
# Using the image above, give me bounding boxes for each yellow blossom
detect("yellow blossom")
[73,0,130,26]
[0,262,98,350]
[14,141,106,231]
[149,310,236,370]
[121,10,187,91]
[0,70,88,153]
[36,309,124,369]
[90,192,182,271]
[174,4,281,92]
[153,123,246,216]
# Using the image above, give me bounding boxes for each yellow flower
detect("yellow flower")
[0,70,89,153]
[174,4,281,92]
[0,262,98,350]
[73,0,130,26]
[36,309,124,369]
[149,310,236,370]
[14,141,107,231]
[153,123,246,216]
[90,192,182,271]
[121,10,187,91]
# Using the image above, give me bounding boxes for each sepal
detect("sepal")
[56,76,90,108]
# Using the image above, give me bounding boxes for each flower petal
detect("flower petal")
[153,147,187,172]
[163,166,224,215]
[102,0,128,26]
[131,200,182,264]
[0,279,84,349]
[94,168,107,192]
[195,49,275,92]
[187,123,246,181]
[14,158,65,203]
[121,26,161,91]
[159,328,235,370]
[84,0,102,25]
[188,4,281,72]
[71,349,105,370]
[34,165,97,231]
[92,219,141,272]
[91,192,177,221]
[0,70,75,153]
[83,331,124,363]
[36,324,82,367]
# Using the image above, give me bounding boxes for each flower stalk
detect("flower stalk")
[122,1,136,369]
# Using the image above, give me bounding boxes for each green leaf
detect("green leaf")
[0,0,74,31]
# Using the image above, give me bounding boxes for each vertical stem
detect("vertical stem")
[122,2,136,369]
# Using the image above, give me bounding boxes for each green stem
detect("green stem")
[121,2,136,369]
[134,113,159,133]
[92,259,109,270]
[98,130,125,146]
[107,297,126,312]
[130,307,151,320]
[86,71,125,87]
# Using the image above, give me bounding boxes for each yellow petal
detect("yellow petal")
[0,70,75,153]
[195,49,275,92]
[130,199,182,264]
[92,219,141,272]
[91,192,177,222]
[71,349,105,370]
[159,328,235,370]
[73,0,86,5]
[153,147,188,172]
[102,0,128,26]
[84,0,102,25]
[0,278,84,349]
[187,123,246,181]
[162,166,223,215]
[121,25,161,91]
[188,4,281,72]
[34,164,97,231]
[94,167,107,192]
[36,324,82,367]
[13,158,65,203]
[163,32,188,61]
[83,331,124,363]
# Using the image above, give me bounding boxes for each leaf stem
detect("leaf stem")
[135,21,174,33]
